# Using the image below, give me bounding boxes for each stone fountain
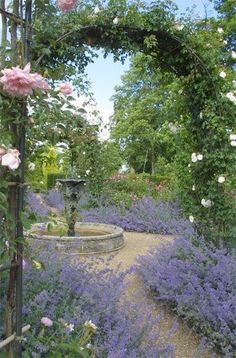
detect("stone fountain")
[28,178,125,254]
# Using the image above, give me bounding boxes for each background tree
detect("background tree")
[111,53,183,174]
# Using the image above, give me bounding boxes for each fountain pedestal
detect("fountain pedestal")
[56,179,86,236]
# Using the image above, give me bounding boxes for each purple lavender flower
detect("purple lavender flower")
[22,244,175,357]
[135,238,236,356]
[82,197,194,236]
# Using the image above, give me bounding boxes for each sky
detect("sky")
[85,0,215,139]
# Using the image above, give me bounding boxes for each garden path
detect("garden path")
[83,232,222,358]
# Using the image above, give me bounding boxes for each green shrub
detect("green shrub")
[47,173,66,189]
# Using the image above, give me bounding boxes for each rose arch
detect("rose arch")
[0,0,235,356]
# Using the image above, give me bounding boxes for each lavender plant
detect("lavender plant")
[26,191,51,220]
[135,238,236,357]
[20,245,175,357]
[82,197,194,236]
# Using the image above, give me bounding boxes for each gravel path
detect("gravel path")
[79,232,222,358]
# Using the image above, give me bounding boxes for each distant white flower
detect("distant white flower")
[218,176,225,183]
[199,112,203,119]
[191,153,203,162]
[174,23,184,31]
[188,164,191,168]
[178,89,183,94]
[230,134,236,141]
[84,320,97,332]
[94,5,100,14]
[86,343,92,349]
[5,240,9,249]
[40,181,44,185]
[219,71,226,78]
[189,215,194,223]
[169,122,178,134]
[191,153,198,163]
[64,323,74,332]
[231,140,236,147]
[113,17,119,25]
[223,40,227,45]
[226,92,236,105]
[217,27,224,34]
[232,51,236,59]
[201,198,213,208]
[85,169,90,175]
[192,185,196,191]
[82,151,86,155]
[28,162,35,171]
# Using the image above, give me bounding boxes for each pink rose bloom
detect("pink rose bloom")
[31,73,50,91]
[0,63,35,96]
[59,82,73,95]
[0,63,49,96]
[0,147,6,160]
[41,317,53,327]
[2,149,21,170]
[57,0,77,12]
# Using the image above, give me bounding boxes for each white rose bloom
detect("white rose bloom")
[28,162,35,171]
[201,199,213,208]
[205,199,213,207]
[232,51,236,59]
[197,154,203,161]
[191,153,198,163]
[219,71,226,78]
[94,5,100,14]
[230,134,236,141]
[217,27,224,34]
[218,176,225,183]
[169,123,178,134]
[231,140,236,147]
[174,23,184,31]
[226,92,236,105]
[189,215,194,223]
[2,149,21,170]
[113,17,119,25]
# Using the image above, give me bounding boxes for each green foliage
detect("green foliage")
[111,53,182,174]
[47,172,67,190]
[102,173,164,207]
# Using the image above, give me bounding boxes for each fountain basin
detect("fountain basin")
[28,222,125,254]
